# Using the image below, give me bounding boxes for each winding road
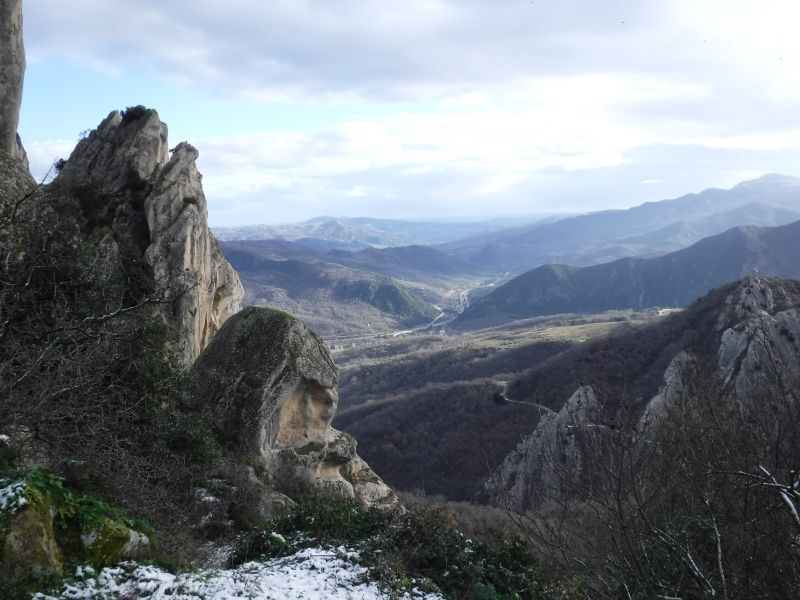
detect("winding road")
[496,380,554,414]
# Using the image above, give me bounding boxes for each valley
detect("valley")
[216,177,800,505]
[332,309,661,499]
[5,1,800,597]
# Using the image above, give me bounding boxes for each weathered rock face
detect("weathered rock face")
[487,386,606,510]
[0,0,27,168]
[490,274,800,511]
[715,274,800,398]
[55,108,244,368]
[188,307,397,508]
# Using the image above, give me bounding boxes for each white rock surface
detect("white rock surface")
[488,386,605,510]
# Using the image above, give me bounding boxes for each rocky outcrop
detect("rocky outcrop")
[487,386,606,510]
[187,307,397,508]
[55,108,244,368]
[81,518,151,567]
[715,274,800,398]
[490,275,800,511]
[0,487,62,583]
[0,0,27,168]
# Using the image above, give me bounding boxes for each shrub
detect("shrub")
[232,497,579,599]
[120,105,149,123]
[0,166,222,559]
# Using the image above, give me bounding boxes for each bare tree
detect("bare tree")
[502,356,800,599]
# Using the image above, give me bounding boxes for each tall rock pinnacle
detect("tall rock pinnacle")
[55,107,244,368]
[0,0,28,167]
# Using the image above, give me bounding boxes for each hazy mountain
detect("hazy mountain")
[329,245,479,281]
[438,174,800,272]
[213,216,510,247]
[224,242,440,337]
[453,219,800,329]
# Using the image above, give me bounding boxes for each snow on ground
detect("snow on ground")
[36,546,444,600]
[0,478,26,513]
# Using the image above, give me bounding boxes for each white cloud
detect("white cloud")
[20,1,800,223]
[25,139,76,182]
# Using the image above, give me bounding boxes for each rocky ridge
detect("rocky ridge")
[55,108,244,368]
[489,274,800,511]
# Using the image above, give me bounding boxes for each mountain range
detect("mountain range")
[453,219,800,329]
[437,174,800,273]
[213,216,531,249]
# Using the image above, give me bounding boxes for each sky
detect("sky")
[17,0,800,226]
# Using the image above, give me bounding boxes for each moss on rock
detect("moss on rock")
[0,488,63,584]
[81,517,132,568]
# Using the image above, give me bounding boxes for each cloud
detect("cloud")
[193,96,800,225]
[20,1,800,224]
[24,1,795,105]
[25,139,76,182]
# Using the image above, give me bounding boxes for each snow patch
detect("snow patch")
[0,478,27,513]
[36,546,443,600]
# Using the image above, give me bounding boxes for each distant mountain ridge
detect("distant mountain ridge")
[213,216,510,248]
[438,174,800,272]
[454,219,800,329]
[330,245,478,280]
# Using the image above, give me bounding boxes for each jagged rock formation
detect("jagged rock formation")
[489,274,800,511]
[716,275,800,398]
[490,386,605,508]
[187,307,397,508]
[0,144,34,198]
[0,0,28,168]
[55,108,243,368]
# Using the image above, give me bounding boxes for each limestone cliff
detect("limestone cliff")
[55,108,244,368]
[0,0,28,168]
[489,274,800,511]
[187,307,397,508]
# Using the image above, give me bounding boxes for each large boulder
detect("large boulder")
[187,307,397,507]
[0,0,27,168]
[0,486,63,583]
[81,518,151,567]
[54,108,244,368]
